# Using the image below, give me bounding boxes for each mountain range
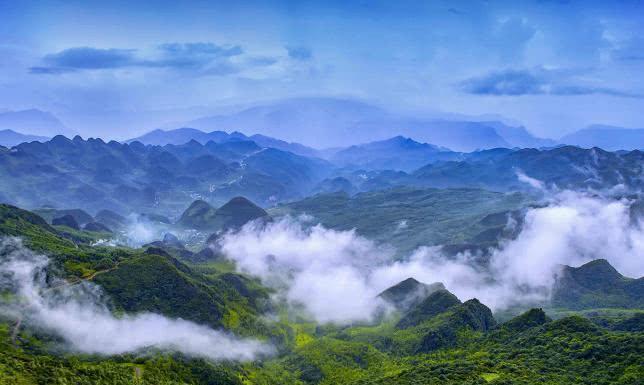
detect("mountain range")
[3,99,644,152]
[0,129,48,147]
[151,97,555,151]
[0,135,333,215]
[560,124,644,150]
[329,136,460,172]
[1,133,641,217]
[0,162,642,385]
[0,108,72,137]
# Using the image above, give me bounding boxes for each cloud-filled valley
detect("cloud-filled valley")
[219,189,644,323]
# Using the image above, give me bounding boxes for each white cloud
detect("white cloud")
[0,237,271,361]
[220,190,644,322]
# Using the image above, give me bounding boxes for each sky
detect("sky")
[1,0,644,139]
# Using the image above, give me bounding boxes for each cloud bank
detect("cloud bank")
[220,190,644,323]
[30,42,272,76]
[460,68,643,98]
[0,237,270,361]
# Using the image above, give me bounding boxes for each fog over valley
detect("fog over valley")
[1,1,643,384]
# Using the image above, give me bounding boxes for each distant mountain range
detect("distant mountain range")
[0,135,333,215]
[0,109,72,137]
[4,98,644,152]
[174,97,555,151]
[0,129,48,147]
[330,136,461,171]
[129,128,321,157]
[560,125,644,150]
[1,132,641,216]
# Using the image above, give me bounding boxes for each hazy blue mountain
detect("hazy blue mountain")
[560,125,644,150]
[184,97,391,148]
[127,127,244,146]
[413,146,644,191]
[248,134,321,157]
[395,119,511,151]
[0,135,332,215]
[181,97,545,151]
[0,109,72,137]
[128,127,320,157]
[0,129,49,147]
[485,122,556,148]
[330,136,461,171]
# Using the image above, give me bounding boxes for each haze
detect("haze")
[1,0,644,141]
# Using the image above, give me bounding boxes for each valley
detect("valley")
[0,130,642,385]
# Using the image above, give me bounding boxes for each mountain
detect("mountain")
[181,97,550,151]
[485,122,556,148]
[247,134,321,157]
[33,208,94,226]
[178,196,268,231]
[0,135,331,214]
[0,109,71,137]
[271,187,529,254]
[330,136,461,171]
[0,129,49,147]
[413,146,644,192]
[378,278,446,312]
[0,203,270,331]
[209,196,269,230]
[184,97,391,148]
[561,125,644,150]
[128,127,320,157]
[1,202,642,385]
[94,209,127,230]
[396,289,462,329]
[552,259,643,309]
[177,199,219,229]
[127,127,245,146]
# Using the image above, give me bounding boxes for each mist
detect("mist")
[0,237,271,361]
[220,190,644,323]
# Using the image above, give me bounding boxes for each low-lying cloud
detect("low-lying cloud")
[0,237,270,361]
[220,189,644,323]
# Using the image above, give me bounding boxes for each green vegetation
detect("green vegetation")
[552,259,643,309]
[0,203,642,385]
[178,197,268,232]
[271,187,530,254]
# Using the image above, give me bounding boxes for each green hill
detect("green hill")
[178,196,268,231]
[552,259,644,309]
[1,204,643,385]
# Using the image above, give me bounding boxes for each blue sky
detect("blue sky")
[1,0,644,139]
